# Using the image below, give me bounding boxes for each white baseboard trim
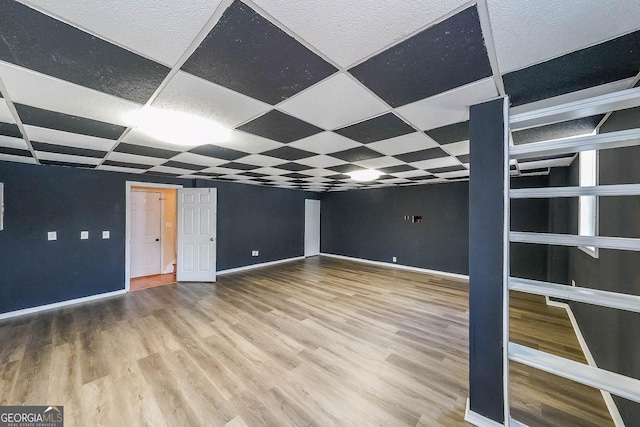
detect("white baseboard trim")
[544,296,625,427]
[217,256,305,276]
[0,289,126,321]
[464,398,505,427]
[320,253,469,281]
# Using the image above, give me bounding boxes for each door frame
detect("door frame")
[125,181,183,292]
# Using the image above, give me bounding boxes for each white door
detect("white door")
[130,191,162,278]
[304,199,321,257]
[177,188,217,282]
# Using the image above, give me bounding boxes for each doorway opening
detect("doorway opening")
[125,182,182,292]
[305,199,320,257]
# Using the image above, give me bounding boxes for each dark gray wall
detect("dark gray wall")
[0,160,314,314]
[320,181,469,274]
[197,179,317,271]
[562,107,640,423]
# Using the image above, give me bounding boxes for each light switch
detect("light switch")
[102,231,110,239]
[165,222,172,228]
[47,231,57,241]
[81,231,89,240]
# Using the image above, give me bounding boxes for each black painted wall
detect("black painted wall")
[320,182,469,274]
[0,160,315,314]
[562,107,640,423]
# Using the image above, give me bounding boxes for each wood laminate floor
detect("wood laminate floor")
[0,257,612,426]
[130,273,177,291]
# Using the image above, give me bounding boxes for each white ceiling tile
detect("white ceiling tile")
[105,151,166,166]
[215,130,284,154]
[122,129,194,150]
[170,152,226,167]
[0,136,28,150]
[487,0,640,73]
[289,132,361,154]
[35,151,101,164]
[441,140,469,156]
[250,167,290,176]
[367,133,438,156]
[409,156,460,170]
[379,177,412,184]
[296,155,346,168]
[0,153,37,164]
[236,154,285,167]
[147,165,194,175]
[199,166,246,175]
[0,100,15,123]
[354,156,404,169]
[0,61,142,126]
[153,71,271,128]
[396,78,498,130]
[23,0,224,66]
[263,174,293,181]
[393,169,432,178]
[97,165,146,174]
[278,73,389,129]
[302,168,337,177]
[436,170,469,179]
[24,125,117,151]
[253,0,468,67]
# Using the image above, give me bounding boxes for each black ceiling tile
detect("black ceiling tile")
[260,146,315,161]
[408,175,436,181]
[0,147,32,157]
[0,0,169,104]
[394,147,449,163]
[425,121,469,144]
[600,106,640,133]
[334,113,415,143]
[189,144,248,160]
[250,177,272,183]
[325,174,350,180]
[31,141,107,158]
[378,164,417,174]
[0,122,22,138]
[456,154,470,163]
[181,0,337,105]
[40,160,96,169]
[512,115,603,145]
[326,164,365,173]
[240,171,268,178]
[236,110,323,143]
[282,173,312,179]
[518,167,549,174]
[103,160,153,170]
[504,29,640,107]
[115,143,180,159]
[144,171,182,177]
[348,6,491,107]
[429,165,466,174]
[194,172,223,178]
[330,146,384,162]
[217,162,260,171]
[16,104,125,140]
[290,179,310,184]
[162,160,208,171]
[272,162,313,171]
[377,174,397,180]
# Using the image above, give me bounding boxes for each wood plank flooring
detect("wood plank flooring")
[130,273,177,291]
[0,257,612,426]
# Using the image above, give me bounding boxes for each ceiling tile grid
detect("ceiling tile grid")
[0,0,637,190]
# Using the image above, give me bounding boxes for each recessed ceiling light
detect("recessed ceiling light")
[348,169,382,181]
[128,107,230,146]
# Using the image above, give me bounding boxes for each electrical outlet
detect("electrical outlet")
[392,256,397,263]
[80,231,89,240]
[102,231,110,239]
[47,231,57,241]
[251,250,259,257]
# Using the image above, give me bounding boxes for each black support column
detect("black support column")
[468,97,509,424]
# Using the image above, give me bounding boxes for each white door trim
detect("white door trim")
[125,181,183,292]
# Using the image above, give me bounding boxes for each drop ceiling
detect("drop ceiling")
[0,0,639,191]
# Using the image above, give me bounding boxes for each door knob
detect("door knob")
[155,238,160,242]
[210,237,215,241]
